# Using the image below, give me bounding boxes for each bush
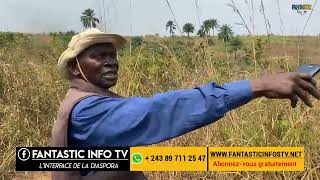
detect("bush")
[131,36,144,48]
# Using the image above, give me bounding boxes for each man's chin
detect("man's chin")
[101,81,117,89]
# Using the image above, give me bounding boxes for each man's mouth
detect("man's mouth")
[103,73,118,80]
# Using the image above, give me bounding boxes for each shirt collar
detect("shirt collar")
[69,78,122,98]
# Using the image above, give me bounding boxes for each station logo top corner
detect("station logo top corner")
[291,3,313,15]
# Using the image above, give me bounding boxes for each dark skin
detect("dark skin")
[68,43,119,89]
[68,43,320,107]
[250,73,320,107]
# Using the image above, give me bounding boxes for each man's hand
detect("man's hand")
[250,72,320,108]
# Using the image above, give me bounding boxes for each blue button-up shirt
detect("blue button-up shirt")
[69,80,253,147]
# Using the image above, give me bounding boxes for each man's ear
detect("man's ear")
[67,60,81,78]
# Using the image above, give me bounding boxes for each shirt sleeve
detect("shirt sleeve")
[69,80,253,147]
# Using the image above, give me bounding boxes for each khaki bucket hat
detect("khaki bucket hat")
[57,28,127,78]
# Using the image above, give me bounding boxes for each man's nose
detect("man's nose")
[103,60,118,68]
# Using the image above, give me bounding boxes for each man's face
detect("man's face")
[76,43,119,89]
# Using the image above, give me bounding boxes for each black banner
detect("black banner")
[16,147,130,171]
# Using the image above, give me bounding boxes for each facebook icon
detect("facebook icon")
[17,148,30,161]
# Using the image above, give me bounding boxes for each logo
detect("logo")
[292,4,312,15]
[132,153,142,164]
[17,148,30,161]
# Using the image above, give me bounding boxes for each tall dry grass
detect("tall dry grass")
[0,32,319,180]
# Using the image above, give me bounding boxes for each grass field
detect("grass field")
[0,32,319,179]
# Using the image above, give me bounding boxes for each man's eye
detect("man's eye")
[96,53,106,59]
[92,52,116,59]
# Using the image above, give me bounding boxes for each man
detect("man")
[52,28,320,180]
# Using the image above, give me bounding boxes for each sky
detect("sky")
[0,0,319,36]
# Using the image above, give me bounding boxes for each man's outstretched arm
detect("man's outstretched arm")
[69,73,320,147]
[69,80,252,147]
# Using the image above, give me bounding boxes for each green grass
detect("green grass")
[0,32,319,179]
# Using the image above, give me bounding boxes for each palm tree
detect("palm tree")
[210,19,219,36]
[197,25,206,37]
[218,24,234,59]
[81,9,100,29]
[166,20,177,37]
[182,23,195,37]
[218,24,234,48]
[203,20,213,36]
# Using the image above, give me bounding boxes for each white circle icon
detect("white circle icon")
[17,148,30,161]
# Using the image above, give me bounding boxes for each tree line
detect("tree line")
[79,8,241,56]
[167,19,219,38]
[80,9,233,41]
[167,19,234,45]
